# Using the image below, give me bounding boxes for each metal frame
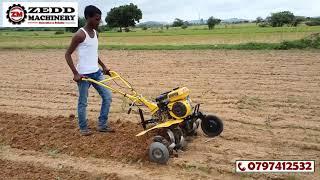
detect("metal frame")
[82,71,186,136]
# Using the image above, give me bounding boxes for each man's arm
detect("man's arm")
[98,57,106,69]
[98,57,111,76]
[65,31,85,81]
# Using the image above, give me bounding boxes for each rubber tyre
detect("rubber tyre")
[201,115,223,137]
[149,142,170,164]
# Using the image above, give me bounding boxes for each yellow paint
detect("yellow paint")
[136,119,184,136]
[83,71,188,137]
[82,71,158,113]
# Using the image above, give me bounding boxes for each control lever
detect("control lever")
[128,102,135,114]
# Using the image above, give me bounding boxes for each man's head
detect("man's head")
[84,5,101,29]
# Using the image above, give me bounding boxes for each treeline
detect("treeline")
[167,17,221,30]
[305,17,320,26]
[254,11,320,27]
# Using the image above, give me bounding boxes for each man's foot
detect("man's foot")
[97,127,115,133]
[80,129,93,136]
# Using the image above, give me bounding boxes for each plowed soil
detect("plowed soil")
[0,49,319,179]
[0,159,119,180]
[0,112,154,161]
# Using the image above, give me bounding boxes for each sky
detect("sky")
[79,0,320,22]
[1,0,319,26]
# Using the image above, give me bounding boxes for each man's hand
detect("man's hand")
[102,67,111,76]
[73,73,86,82]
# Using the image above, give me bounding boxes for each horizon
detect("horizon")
[79,0,319,23]
[1,0,319,26]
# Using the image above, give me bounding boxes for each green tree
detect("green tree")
[105,3,142,32]
[256,17,263,25]
[207,17,221,30]
[292,16,306,27]
[268,11,295,27]
[172,18,184,27]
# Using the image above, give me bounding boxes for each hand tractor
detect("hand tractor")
[83,71,223,164]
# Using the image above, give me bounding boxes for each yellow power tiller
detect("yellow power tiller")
[83,71,223,164]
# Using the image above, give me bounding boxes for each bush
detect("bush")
[142,26,148,30]
[54,31,64,35]
[124,27,130,32]
[181,24,188,29]
[15,28,25,31]
[278,33,320,49]
[258,23,269,27]
[173,18,184,27]
[305,20,320,26]
[236,42,280,50]
[98,25,112,32]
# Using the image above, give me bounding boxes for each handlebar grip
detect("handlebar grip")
[80,76,89,81]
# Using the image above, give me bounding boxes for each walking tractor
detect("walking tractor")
[83,71,223,164]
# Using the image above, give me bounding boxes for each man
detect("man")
[65,5,114,136]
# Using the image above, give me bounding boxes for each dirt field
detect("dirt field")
[0,49,319,179]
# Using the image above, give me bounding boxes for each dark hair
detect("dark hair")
[84,5,101,19]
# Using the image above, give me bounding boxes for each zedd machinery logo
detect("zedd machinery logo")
[2,2,78,27]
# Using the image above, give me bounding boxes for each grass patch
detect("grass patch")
[101,43,280,50]
[0,33,319,50]
[54,30,65,35]
[278,33,320,49]
[1,25,319,37]
[47,148,60,157]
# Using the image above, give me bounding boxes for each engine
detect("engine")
[155,87,193,121]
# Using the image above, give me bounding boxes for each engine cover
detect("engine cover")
[168,99,192,119]
[168,87,190,102]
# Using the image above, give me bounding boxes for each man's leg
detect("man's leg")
[77,80,90,132]
[92,72,112,131]
[92,83,112,130]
